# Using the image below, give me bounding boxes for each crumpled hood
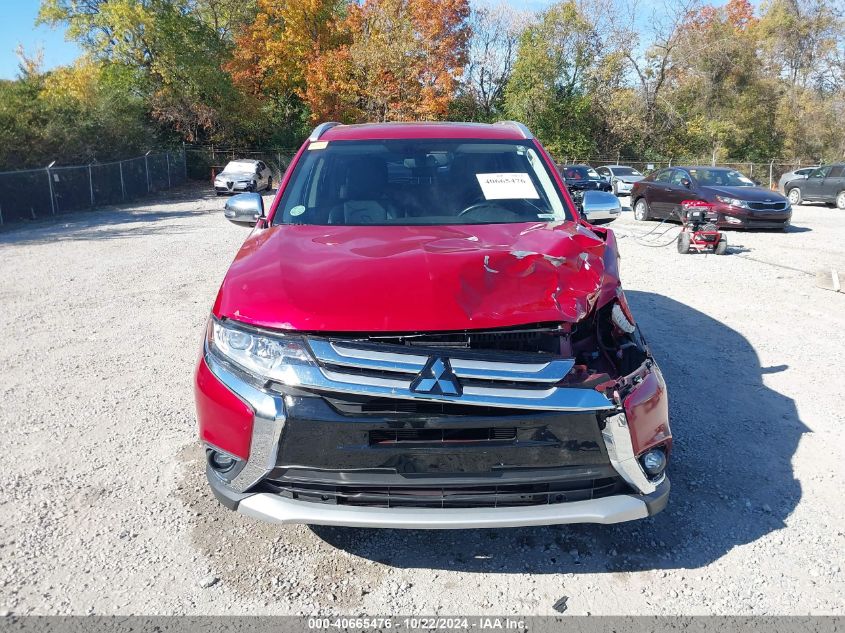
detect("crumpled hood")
[213,222,618,332]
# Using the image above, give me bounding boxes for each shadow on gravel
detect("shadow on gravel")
[311,290,807,573]
[0,184,218,246]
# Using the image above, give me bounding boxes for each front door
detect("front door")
[820,165,844,202]
[803,166,831,199]
[665,169,695,219]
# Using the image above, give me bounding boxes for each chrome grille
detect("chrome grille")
[299,338,613,412]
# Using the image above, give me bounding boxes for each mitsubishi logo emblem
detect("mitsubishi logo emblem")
[409,357,462,396]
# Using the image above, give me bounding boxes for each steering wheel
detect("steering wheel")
[457,200,500,217]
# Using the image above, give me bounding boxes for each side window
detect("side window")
[597,167,608,177]
[827,165,843,178]
[810,167,831,178]
[654,169,672,183]
[669,170,688,186]
[257,161,266,171]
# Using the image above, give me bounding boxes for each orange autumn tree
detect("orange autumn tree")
[306,0,471,122]
[227,0,346,98]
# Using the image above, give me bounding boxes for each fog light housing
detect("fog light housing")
[639,448,667,479]
[207,448,238,473]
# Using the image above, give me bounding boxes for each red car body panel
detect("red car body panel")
[624,365,672,456]
[195,356,253,459]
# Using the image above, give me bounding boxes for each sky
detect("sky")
[0,0,81,79]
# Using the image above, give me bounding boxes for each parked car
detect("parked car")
[784,164,845,209]
[778,166,817,194]
[559,164,613,194]
[630,165,792,229]
[595,165,645,196]
[195,121,671,529]
[214,159,273,195]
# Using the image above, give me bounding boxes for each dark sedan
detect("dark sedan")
[630,166,792,229]
[559,164,613,195]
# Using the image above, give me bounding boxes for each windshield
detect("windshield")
[272,139,572,225]
[612,167,642,176]
[688,168,755,187]
[563,166,601,180]
[223,161,257,173]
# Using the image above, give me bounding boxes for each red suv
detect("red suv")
[195,121,671,529]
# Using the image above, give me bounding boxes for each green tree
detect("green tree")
[504,1,602,157]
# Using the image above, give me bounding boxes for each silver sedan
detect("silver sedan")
[596,165,645,196]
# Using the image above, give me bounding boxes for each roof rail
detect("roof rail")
[494,120,533,139]
[309,122,342,142]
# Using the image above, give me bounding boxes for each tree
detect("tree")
[504,1,603,157]
[452,2,527,122]
[306,0,471,122]
[609,0,702,156]
[38,0,257,143]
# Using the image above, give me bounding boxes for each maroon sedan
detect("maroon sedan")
[631,166,792,230]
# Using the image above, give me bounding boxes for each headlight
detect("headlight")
[208,318,314,382]
[723,215,743,224]
[715,196,750,209]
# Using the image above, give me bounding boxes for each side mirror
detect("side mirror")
[753,179,761,186]
[224,192,264,227]
[581,190,622,223]
[681,178,692,188]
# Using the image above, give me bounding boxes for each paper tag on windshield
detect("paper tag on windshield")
[476,173,539,199]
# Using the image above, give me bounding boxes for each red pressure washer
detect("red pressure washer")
[677,200,728,255]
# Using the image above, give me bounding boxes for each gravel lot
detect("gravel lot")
[1,185,843,616]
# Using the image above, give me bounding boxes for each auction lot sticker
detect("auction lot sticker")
[476,173,540,199]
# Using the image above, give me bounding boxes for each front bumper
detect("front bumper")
[208,466,669,528]
[214,181,255,194]
[614,181,635,194]
[713,204,791,229]
[196,342,671,529]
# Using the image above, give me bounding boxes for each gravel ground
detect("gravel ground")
[1,185,843,616]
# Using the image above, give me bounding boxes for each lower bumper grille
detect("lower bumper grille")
[369,427,517,445]
[264,477,624,508]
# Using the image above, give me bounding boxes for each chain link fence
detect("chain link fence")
[0,150,186,226]
[558,156,822,191]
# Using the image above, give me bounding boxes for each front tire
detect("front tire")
[715,237,728,255]
[612,181,618,196]
[267,177,273,192]
[677,232,690,254]
[837,191,845,210]
[634,198,651,221]
[788,187,802,205]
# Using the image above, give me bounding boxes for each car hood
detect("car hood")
[701,186,787,202]
[616,175,644,184]
[213,222,617,332]
[217,170,254,179]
